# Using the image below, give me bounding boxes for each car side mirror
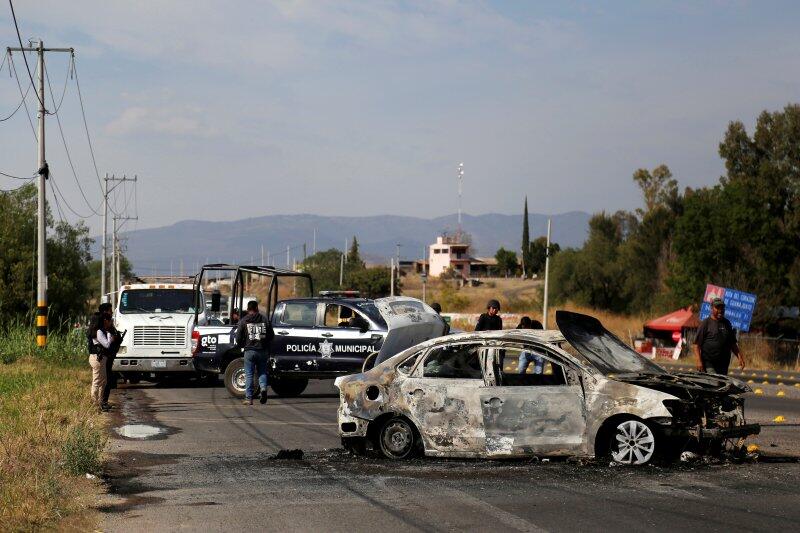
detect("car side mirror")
[211,291,221,312]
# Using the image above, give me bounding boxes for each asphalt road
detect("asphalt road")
[101,379,800,532]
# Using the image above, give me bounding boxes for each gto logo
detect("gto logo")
[200,335,218,348]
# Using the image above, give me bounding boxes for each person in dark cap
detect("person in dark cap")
[693,297,745,375]
[475,299,503,331]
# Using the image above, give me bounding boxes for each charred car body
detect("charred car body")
[336,310,759,465]
[191,264,445,398]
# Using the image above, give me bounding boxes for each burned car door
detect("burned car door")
[399,342,487,456]
[479,345,587,457]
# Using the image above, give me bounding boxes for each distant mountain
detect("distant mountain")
[99,212,590,275]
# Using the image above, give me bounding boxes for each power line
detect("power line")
[45,57,102,217]
[7,0,46,110]
[8,53,37,139]
[72,58,104,195]
[0,169,35,179]
[0,51,34,122]
[0,176,34,192]
[49,172,93,219]
[44,53,72,115]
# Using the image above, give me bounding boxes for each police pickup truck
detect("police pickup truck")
[191,264,445,398]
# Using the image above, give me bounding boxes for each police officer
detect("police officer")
[99,302,120,409]
[235,300,274,405]
[694,297,745,375]
[475,299,503,331]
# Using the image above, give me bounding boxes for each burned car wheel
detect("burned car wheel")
[378,417,420,460]
[609,419,657,465]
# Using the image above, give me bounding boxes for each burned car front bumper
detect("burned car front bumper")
[662,423,761,440]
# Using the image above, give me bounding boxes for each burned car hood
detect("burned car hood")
[556,310,667,376]
[373,297,446,364]
[611,371,751,397]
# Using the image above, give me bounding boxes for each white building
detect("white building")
[429,235,472,278]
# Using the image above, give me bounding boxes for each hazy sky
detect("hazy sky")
[1,1,799,235]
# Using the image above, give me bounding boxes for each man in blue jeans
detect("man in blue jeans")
[235,300,274,405]
[516,317,545,375]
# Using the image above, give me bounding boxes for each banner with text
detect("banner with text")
[699,284,757,332]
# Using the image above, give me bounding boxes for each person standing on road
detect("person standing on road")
[90,313,116,410]
[475,299,503,331]
[694,298,745,375]
[236,300,274,405]
[99,303,120,410]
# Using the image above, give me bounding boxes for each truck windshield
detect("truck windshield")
[120,289,198,314]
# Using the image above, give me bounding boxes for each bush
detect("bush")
[61,423,104,476]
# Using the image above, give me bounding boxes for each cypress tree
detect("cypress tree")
[521,196,530,277]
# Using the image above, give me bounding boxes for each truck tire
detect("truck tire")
[224,358,254,398]
[270,377,308,397]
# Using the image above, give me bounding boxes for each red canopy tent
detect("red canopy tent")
[644,307,700,343]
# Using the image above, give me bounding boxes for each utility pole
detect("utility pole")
[112,214,137,299]
[339,252,345,287]
[261,245,264,266]
[8,41,73,347]
[312,228,316,256]
[390,258,395,297]
[286,246,290,268]
[102,174,137,302]
[542,218,552,329]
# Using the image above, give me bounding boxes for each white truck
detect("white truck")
[112,281,206,382]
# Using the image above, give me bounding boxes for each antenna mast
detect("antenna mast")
[457,162,464,234]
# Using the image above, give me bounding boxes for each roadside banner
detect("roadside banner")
[699,284,757,332]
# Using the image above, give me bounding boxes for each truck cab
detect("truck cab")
[113,281,205,381]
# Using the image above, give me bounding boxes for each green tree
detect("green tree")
[632,164,678,215]
[521,197,530,277]
[86,254,134,305]
[346,236,364,267]
[494,247,519,277]
[0,183,93,324]
[527,236,560,276]
[301,249,345,292]
[348,266,392,298]
[668,104,800,316]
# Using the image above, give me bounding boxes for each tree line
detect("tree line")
[549,103,800,324]
[300,237,397,297]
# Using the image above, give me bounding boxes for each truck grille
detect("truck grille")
[132,326,186,347]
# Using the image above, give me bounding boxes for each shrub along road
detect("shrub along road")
[99,380,800,532]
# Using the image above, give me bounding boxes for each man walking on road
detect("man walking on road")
[694,298,745,375]
[236,300,274,405]
[475,299,503,331]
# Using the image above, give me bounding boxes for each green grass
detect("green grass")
[0,321,87,366]
[0,326,103,530]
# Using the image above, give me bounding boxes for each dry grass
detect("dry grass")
[0,357,104,531]
[402,273,542,313]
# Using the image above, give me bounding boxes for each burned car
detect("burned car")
[335,310,759,465]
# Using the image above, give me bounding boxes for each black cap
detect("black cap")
[711,297,725,308]
[487,299,500,310]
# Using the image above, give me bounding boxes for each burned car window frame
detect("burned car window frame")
[412,341,485,379]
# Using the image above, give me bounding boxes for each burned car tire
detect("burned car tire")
[378,416,420,460]
[608,419,658,466]
[269,377,308,397]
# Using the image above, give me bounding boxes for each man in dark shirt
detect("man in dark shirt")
[235,300,274,405]
[693,298,745,375]
[475,299,503,331]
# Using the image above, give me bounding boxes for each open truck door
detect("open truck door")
[191,264,314,398]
